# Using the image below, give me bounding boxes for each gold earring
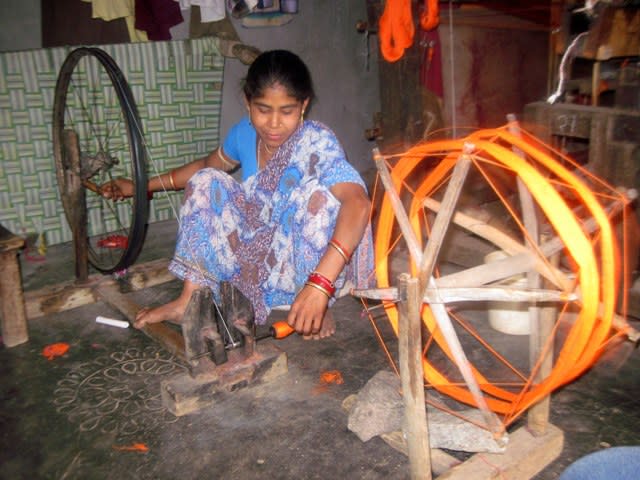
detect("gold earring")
[300,110,305,125]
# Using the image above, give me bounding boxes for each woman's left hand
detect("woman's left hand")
[287,285,330,336]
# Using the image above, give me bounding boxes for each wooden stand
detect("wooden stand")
[351,149,565,479]
[160,284,288,416]
[0,225,29,347]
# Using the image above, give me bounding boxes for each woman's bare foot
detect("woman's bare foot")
[135,279,200,329]
[134,298,188,329]
[304,309,336,340]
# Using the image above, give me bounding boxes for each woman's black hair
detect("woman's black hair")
[243,50,315,104]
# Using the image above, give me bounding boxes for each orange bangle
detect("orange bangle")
[168,170,177,190]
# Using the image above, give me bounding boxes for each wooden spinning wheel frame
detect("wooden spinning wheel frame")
[356,122,636,435]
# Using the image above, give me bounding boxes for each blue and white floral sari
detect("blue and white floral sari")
[169,120,375,324]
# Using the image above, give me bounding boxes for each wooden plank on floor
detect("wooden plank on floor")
[95,281,186,361]
[380,431,461,477]
[24,258,173,319]
[436,423,564,480]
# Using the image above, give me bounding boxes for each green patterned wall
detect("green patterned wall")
[0,38,224,245]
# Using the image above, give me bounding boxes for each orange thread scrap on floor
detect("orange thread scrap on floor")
[113,443,149,453]
[369,124,629,426]
[312,370,345,395]
[320,370,344,385]
[42,342,70,360]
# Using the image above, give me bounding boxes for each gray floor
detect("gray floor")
[2,219,639,479]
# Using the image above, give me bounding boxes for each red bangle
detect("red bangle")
[329,240,350,264]
[330,238,351,261]
[307,271,336,297]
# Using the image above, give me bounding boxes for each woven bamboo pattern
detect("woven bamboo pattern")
[0,38,224,245]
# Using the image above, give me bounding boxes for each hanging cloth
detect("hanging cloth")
[419,28,444,98]
[135,0,185,40]
[174,0,227,23]
[81,0,149,42]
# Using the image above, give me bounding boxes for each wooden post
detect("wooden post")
[398,273,432,480]
[0,225,29,347]
[63,130,89,282]
[504,117,556,434]
[528,247,559,435]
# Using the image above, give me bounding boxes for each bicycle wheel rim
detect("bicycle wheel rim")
[52,47,149,273]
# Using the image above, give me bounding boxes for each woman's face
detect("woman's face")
[247,83,309,151]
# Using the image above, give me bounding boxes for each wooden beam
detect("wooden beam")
[374,148,423,265]
[417,151,471,293]
[94,280,185,361]
[24,258,174,319]
[436,424,563,480]
[398,274,432,479]
[528,246,559,435]
[352,286,576,304]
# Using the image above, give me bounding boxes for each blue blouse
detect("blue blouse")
[222,116,258,181]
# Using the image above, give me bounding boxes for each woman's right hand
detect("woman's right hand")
[99,178,135,200]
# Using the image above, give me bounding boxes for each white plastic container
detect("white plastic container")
[484,251,531,335]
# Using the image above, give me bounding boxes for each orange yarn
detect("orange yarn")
[371,124,627,424]
[42,342,70,360]
[379,0,440,62]
[379,0,414,62]
[420,0,440,31]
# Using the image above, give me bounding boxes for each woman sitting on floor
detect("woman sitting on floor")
[101,49,375,339]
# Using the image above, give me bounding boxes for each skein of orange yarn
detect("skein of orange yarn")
[379,0,414,62]
[420,0,439,31]
[379,0,440,62]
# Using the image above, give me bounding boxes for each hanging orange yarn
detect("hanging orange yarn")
[379,0,415,62]
[420,0,440,31]
[379,0,440,62]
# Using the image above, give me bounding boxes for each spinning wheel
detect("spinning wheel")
[52,47,149,275]
[363,123,633,431]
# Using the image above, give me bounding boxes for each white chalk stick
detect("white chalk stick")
[96,316,130,329]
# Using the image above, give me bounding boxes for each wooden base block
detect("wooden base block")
[380,423,563,479]
[161,344,288,416]
[380,431,461,476]
[436,424,564,480]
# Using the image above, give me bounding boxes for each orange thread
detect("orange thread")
[42,342,70,360]
[371,124,625,423]
[113,443,149,453]
[320,370,344,385]
[420,0,440,31]
[379,0,415,62]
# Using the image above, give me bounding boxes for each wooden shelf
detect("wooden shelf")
[555,6,640,60]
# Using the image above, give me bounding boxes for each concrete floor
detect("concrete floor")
[2,219,639,479]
